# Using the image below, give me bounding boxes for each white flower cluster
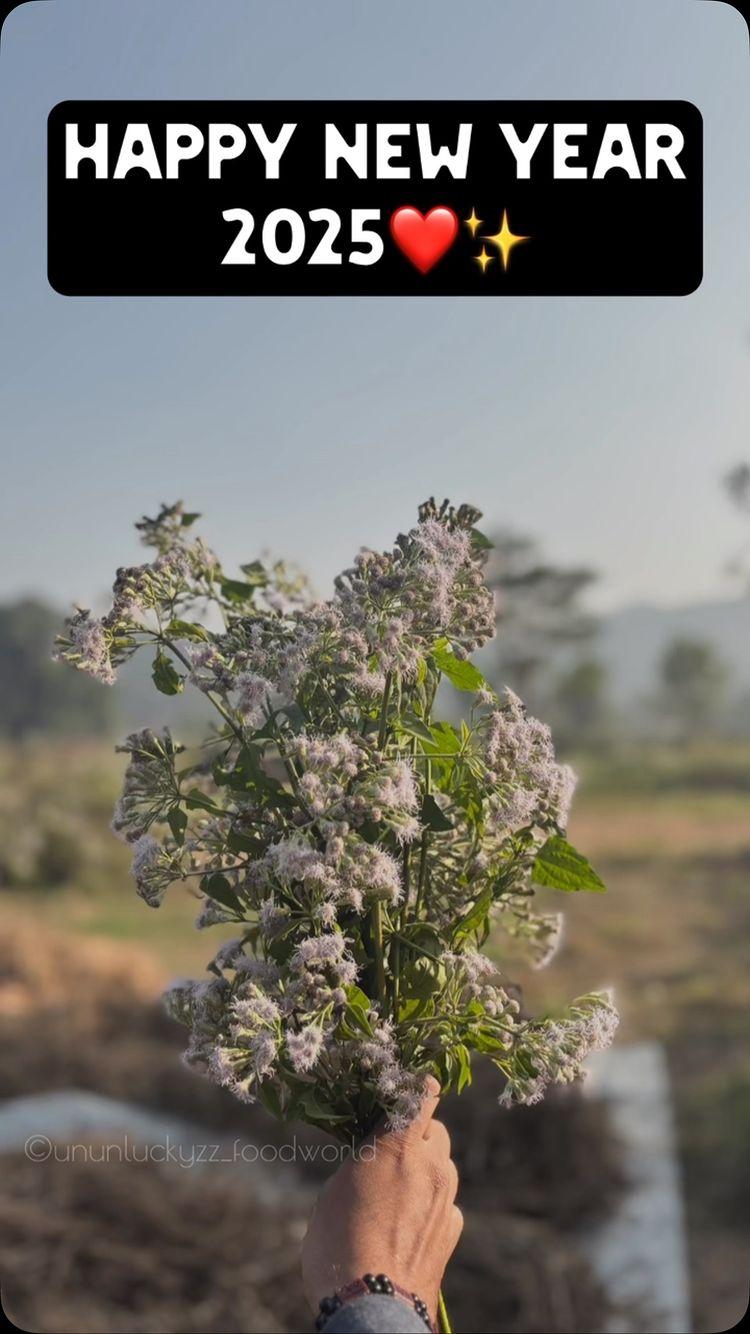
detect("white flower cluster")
[57,497,616,1137]
[484,689,578,832]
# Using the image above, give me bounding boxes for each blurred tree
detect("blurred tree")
[724,462,750,586]
[658,637,728,740]
[726,689,750,739]
[0,599,112,739]
[485,531,598,709]
[724,462,750,513]
[551,657,611,750]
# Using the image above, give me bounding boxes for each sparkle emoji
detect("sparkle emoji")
[473,245,494,274]
[464,208,483,238]
[483,210,529,270]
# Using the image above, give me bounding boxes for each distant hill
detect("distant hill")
[595,597,750,703]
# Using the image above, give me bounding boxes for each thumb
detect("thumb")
[407,1073,441,1138]
[371,1074,442,1146]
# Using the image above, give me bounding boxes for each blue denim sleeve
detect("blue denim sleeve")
[321,1292,428,1333]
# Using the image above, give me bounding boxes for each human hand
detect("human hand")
[301,1077,463,1322]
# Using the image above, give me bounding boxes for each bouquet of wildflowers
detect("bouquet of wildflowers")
[56,499,617,1142]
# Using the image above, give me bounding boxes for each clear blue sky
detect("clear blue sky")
[1,0,748,613]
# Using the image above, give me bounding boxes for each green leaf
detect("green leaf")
[431,646,486,693]
[180,511,201,527]
[226,828,264,855]
[420,721,461,755]
[399,712,434,744]
[299,1090,350,1124]
[239,560,268,586]
[257,1081,284,1121]
[401,955,442,1000]
[356,818,383,845]
[453,888,492,941]
[280,702,307,729]
[470,1026,509,1056]
[152,650,184,696]
[185,787,224,814]
[201,871,241,913]
[220,577,258,604]
[213,759,240,789]
[343,1002,373,1035]
[164,618,209,642]
[167,806,188,844]
[533,836,607,893]
[456,1044,473,1093]
[515,1048,540,1079]
[212,748,272,795]
[398,996,434,1023]
[470,527,494,551]
[345,983,373,1012]
[421,793,453,832]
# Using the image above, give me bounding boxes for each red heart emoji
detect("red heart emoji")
[390,206,459,274]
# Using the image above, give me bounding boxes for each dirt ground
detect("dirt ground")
[0,920,617,1334]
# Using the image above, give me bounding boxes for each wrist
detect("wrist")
[315,1273,436,1332]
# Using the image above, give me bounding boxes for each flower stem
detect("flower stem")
[370,900,387,1005]
[377,671,393,750]
[437,1288,452,1334]
[388,931,441,964]
[158,636,245,745]
[413,754,431,922]
[390,847,410,1016]
[390,932,401,1019]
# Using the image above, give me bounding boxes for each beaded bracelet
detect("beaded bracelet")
[315,1273,435,1332]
